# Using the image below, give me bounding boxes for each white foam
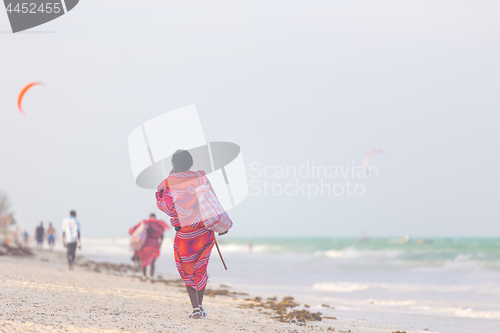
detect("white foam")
[321,247,404,260]
[312,282,477,293]
[441,254,484,272]
[446,307,500,320]
[218,243,281,253]
[367,299,416,306]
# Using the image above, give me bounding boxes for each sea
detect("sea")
[73,237,500,333]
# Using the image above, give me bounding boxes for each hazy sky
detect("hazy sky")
[1,0,499,238]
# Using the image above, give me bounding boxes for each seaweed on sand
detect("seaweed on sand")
[78,260,133,273]
[239,296,325,322]
[155,277,185,286]
[205,288,249,297]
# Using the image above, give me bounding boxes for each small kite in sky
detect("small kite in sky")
[18,82,45,115]
[364,149,383,175]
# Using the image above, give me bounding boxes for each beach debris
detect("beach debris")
[155,277,185,286]
[239,296,326,323]
[78,260,133,273]
[205,288,249,297]
[206,289,232,297]
[18,82,45,115]
[285,309,322,322]
[0,242,34,256]
[363,149,383,175]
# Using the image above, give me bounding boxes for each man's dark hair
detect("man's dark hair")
[150,213,156,218]
[70,210,76,217]
[171,150,193,173]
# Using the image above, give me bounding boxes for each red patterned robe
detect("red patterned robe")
[156,170,215,291]
[129,218,169,267]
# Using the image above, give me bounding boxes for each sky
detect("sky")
[0,0,499,238]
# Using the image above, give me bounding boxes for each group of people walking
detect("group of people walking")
[34,222,56,250]
[33,211,82,270]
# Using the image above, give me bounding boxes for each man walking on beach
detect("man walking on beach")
[47,223,56,251]
[35,222,44,250]
[62,210,81,270]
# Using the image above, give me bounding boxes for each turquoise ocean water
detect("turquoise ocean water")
[76,237,500,332]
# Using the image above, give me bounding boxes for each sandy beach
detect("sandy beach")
[0,249,435,333]
[0,251,296,333]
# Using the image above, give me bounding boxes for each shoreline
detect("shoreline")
[71,251,340,326]
[0,248,427,333]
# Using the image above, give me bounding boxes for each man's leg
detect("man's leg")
[150,259,156,279]
[70,242,77,268]
[186,286,200,311]
[67,242,77,269]
[66,242,72,267]
[197,287,206,307]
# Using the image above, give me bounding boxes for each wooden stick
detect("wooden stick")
[214,238,227,270]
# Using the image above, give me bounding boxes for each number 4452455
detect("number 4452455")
[6,3,61,14]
